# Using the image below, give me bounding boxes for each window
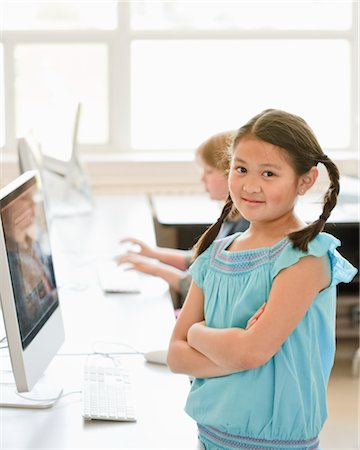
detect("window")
[131,2,352,30]
[131,39,350,150]
[0,1,358,156]
[15,44,108,145]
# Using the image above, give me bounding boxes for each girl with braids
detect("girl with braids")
[117,130,248,307]
[167,109,357,450]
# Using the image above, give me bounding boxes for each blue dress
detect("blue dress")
[186,232,357,450]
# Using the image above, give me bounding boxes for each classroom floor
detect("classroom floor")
[319,357,359,450]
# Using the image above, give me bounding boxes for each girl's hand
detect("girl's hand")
[119,237,155,258]
[246,303,266,330]
[116,253,158,276]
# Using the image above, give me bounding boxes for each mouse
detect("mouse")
[143,349,168,365]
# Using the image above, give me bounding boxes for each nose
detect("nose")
[242,178,261,194]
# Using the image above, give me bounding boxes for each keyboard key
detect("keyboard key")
[83,364,136,422]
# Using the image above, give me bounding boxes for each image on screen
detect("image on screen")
[0,177,59,350]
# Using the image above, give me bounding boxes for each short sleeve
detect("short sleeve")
[271,233,358,287]
[188,244,213,289]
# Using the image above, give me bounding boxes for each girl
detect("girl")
[167,109,357,450]
[117,131,248,305]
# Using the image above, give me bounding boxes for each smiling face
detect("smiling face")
[228,137,305,225]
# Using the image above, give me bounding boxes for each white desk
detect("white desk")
[0,194,199,449]
[151,189,359,228]
[151,193,220,227]
[1,355,198,449]
[151,187,359,251]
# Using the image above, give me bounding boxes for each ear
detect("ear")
[297,166,318,196]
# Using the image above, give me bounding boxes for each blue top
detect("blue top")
[186,232,357,447]
[179,217,249,305]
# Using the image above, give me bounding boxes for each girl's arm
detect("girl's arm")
[152,247,191,271]
[187,254,330,372]
[167,281,237,378]
[116,253,185,292]
[119,237,190,270]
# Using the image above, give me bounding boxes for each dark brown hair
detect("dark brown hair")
[193,109,339,258]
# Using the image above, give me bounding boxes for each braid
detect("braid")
[288,157,340,252]
[192,195,233,260]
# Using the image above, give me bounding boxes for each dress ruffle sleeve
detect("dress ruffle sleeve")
[271,232,358,287]
[188,244,213,289]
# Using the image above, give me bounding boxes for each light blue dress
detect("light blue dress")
[186,232,357,450]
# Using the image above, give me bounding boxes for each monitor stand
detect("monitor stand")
[0,384,63,409]
[42,166,94,219]
[0,375,63,409]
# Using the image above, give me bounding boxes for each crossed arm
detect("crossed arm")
[167,255,330,378]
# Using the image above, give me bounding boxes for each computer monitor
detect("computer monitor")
[40,102,94,217]
[17,134,53,224]
[17,133,43,175]
[0,171,65,408]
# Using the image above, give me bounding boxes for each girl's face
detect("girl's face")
[198,159,229,201]
[229,137,304,224]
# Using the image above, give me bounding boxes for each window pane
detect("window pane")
[131,40,350,150]
[131,1,352,30]
[15,44,108,150]
[2,1,117,30]
[0,44,4,147]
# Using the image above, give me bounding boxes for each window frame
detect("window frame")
[0,2,358,159]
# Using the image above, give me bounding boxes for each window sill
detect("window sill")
[1,151,358,193]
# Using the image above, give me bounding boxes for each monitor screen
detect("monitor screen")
[0,174,59,350]
[0,171,64,396]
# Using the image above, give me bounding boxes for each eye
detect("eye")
[235,166,247,174]
[263,171,274,177]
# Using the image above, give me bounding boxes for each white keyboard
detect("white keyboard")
[83,364,136,422]
[97,261,141,293]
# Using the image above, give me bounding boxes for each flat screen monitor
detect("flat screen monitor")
[0,171,65,408]
[40,102,94,217]
[17,103,94,219]
[17,133,43,175]
[17,135,53,224]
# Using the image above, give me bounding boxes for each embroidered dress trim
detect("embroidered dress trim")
[198,424,320,450]
[210,236,289,273]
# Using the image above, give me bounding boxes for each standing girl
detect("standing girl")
[167,109,357,450]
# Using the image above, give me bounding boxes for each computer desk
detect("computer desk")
[150,193,221,250]
[151,190,359,249]
[0,194,199,450]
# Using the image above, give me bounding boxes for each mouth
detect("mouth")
[241,197,264,205]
